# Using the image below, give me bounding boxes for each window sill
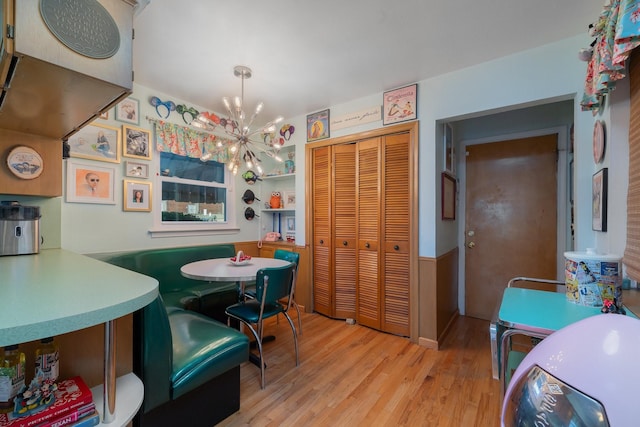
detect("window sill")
[149,225,240,238]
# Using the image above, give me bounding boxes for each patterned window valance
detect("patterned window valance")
[149,118,230,163]
[582,0,640,112]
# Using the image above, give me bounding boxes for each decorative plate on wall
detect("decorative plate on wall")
[6,146,44,179]
[593,120,606,164]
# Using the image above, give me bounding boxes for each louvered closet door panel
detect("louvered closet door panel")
[333,144,357,318]
[356,138,381,329]
[382,132,410,336]
[313,146,332,316]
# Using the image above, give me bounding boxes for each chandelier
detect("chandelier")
[191,65,284,175]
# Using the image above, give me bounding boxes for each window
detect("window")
[152,152,236,235]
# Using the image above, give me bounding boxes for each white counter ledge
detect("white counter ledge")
[0,248,159,426]
[0,248,158,347]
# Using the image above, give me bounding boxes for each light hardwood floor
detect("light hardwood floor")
[217,313,502,426]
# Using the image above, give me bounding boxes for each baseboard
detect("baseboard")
[417,310,460,351]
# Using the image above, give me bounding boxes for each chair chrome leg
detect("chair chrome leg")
[283,312,299,366]
[292,300,302,335]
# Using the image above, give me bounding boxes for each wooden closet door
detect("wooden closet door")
[382,132,410,336]
[333,144,357,318]
[312,146,332,316]
[356,137,381,329]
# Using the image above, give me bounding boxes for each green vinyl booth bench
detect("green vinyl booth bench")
[92,244,250,427]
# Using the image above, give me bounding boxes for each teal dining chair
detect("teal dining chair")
[225,263,299,389]
[244,249,302,335]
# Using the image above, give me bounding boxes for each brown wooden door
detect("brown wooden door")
[382,132,410,336]
[357,137,381,329]
[465,135,558,320]
[312,146,332,316]
[333,143,357,318]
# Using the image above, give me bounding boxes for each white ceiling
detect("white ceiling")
[132,0,604,122]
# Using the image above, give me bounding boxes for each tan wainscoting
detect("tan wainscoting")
[418,247,459,350]
[236,241,311,313]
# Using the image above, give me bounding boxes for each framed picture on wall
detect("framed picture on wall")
[115,97,140,125]
[67,122,120,163]
[444,123,455,175]
[123,179,152,212]
[442,172,456,220]
[65,160,116,204]
[122,125,152,160]
[306,109,330,142]
[592,168,608,231]
[124,161,149,178]
[383,83,417,125]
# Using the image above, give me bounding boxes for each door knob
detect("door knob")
[467,242,475,249]
[365,242,370,248]
[343,241,348,246]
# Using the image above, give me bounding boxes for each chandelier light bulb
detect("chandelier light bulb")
[192,65,285,176]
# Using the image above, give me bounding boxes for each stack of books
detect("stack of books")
[0,377,99,427]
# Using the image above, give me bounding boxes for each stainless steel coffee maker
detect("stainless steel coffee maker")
[0,201,41,256]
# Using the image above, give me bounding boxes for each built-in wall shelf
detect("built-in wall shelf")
[262,208,295,212]
[262,173,295,180]
[91,373,143,427]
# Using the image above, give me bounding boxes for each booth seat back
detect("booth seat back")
[132,244,236,294]
[135,295,173,412]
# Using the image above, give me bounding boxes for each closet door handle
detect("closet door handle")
[320,239,324,245]
[365,242,370,248]
[394,245,400,251]
[343,241,348,246]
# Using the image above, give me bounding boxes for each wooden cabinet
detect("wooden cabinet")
[312,146,332,316]
[309,124,415,336]
[333,144,357,319]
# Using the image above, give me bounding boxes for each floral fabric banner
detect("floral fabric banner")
[582,0,640,112]
[151,119,230,162]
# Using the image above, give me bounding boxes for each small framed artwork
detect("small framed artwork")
[283,190,296,209]
[307,109,330,142]
[67,122,120,163]
[122,125,152,160]
[285,216,296,233]
[115,97,140,125]
[444,123,455,175]
[123,179,152,212]
[592,168,608,231]
[442,172,456,220]
[124,161,149,178]
[66,160,116,204]
[383,83,417,125]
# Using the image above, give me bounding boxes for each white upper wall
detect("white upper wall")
[45,32,618,259]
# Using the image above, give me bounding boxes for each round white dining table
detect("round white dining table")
[180,257,291,283]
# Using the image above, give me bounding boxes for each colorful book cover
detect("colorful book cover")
[36,403,95,427]
[68,410,100,427]
[0,377,93,427]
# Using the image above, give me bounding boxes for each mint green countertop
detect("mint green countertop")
[0,249,158,347]
[498,287,636,335]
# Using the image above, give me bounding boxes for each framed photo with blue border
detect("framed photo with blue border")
[592,168,608,231]
[306,109,330,142]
